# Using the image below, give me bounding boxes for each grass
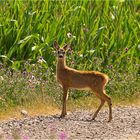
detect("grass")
[0,0,140,121]
[0,0,139,70]
[0,94,140,121]
[0,60,139,106]
[0,100,59,121]
[0,62,139,121]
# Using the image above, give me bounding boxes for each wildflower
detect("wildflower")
[23,71,27,76]
[71,61,75,65]
[28,79,32,83]
[83,23,86,26]
[9,81,13,84]
[23,136,29,140]
[109,65,113,69]
[48,124,57,138]
[32,46,36,51]
[38,56,46,63]
[59,132,67,140]
[83,27,89,33]
[94,59,97,64]
[67,32,72,38]
[31,75,35,79]
[32,64,35,67]
[25,60,31,65]
[67,47,72,54]
[29,85,35,89]
[127,57,130,61]
[125,47,129,52]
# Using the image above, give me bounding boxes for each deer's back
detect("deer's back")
[57,67,109,90]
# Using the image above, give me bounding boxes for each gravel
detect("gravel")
[0,106,140,139]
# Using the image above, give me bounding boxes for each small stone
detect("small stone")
[21,110,28,117]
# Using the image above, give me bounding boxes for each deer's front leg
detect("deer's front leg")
[60,87,68,118]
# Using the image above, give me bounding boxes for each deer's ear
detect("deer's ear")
[63,44,68,50]
[54,41,59,50]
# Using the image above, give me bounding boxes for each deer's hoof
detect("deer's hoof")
[92,118,96,121]
[60,114,66,118]
[91,118,97,122]
[108,118,112,122]
[92,115,97,121]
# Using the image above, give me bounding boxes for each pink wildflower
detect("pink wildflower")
[125,47,129,52]
[59,132,67,140]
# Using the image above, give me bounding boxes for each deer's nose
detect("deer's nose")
[58,54,63,58]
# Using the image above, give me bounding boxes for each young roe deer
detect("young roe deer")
[54,41,112,122]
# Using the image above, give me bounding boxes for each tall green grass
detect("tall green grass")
[0,0,140,108]
[0,0,139,71]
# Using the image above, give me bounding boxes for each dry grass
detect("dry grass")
[0,100,60,121]
[0,94,140,121]
[67,95,140,111]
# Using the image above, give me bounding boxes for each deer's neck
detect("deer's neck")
[57,57,66,70]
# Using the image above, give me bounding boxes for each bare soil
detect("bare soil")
[0,106,140,139]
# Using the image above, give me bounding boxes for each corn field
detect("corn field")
[0,0,139,72]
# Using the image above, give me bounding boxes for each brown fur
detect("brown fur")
[54,41,112,122]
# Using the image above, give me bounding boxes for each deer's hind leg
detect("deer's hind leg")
[92,97,105,120]
[92,89,112,122]
[100,91,112,122]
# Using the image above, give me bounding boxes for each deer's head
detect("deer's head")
[54,41,68,59]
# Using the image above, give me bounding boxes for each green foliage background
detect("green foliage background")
[0,0,140,108]
[0,0,139,72]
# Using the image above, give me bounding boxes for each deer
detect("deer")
[54,41,112,122]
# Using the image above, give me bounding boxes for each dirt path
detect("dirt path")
[0,106,140,139]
